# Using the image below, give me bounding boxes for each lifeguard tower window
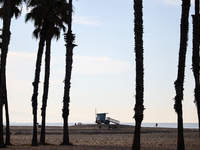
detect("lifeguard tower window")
[97,113,106,121]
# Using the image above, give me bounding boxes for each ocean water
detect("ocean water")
[8,122,199,129]
[122,123,198,129]
[141,123,198,129]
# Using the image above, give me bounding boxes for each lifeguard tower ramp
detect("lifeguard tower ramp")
[106,117,120,125]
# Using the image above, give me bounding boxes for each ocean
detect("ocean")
[7,122,199,129]
[140,123,198,129]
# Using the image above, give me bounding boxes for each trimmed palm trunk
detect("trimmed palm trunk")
[132,0,144,150]
[62,0,76,145]
[174,0,190,149]
[0,0,11,147]
[40,36,51,145]
[31,30,45,146]
[0,106,3,148]
[62,32,75,145]
[192,0,200,138]
[4,83,11,145]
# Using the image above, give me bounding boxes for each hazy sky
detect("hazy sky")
[1,0,198,124]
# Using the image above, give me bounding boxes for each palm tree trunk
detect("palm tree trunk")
[31,33,45,146]
[62,31,76,145]
[192,16,200,137]
[192,0,200,138]
[132,120,142,150]
[62,0,76,145]
[174,0,190,149]
[63,114,70,144]
[132,0,144,150]
[0,106,4,148]
[40,37,51,145]
[0,0,11,147]
[0,67,3,147]
[5,88,11,145]
[197,102,200,137]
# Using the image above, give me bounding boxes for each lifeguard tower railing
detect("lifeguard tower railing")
[106,117,120,125]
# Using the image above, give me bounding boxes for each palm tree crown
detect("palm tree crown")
[0,0,26,19]
[26,0,68,40]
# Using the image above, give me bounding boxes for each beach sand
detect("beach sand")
[1,124,199,149]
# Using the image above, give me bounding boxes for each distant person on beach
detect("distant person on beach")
[156,123,158,127]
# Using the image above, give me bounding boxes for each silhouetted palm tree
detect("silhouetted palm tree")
[174,0,190,149]
[26,0,68,145]
[40,1,68,144]
[26,1,47,146]
[0,0,25,146]
[0,0,11,147]
[62,0,76,145]
[192,0,200,137]
[132,0,144,150]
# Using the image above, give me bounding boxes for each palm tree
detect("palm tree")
[62,0,76,145]
[132,0,144,149]
[0,0,26,145]
[174,0,190,149]
[0,0,25,146]
[26,1,48,145]
[192,0,200,137]
[40,5,68,144]
[26,0,68,145]
[0,0,11,147]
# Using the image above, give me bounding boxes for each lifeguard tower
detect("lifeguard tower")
[95,110,120,125]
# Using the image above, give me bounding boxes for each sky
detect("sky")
[0,0,198,124]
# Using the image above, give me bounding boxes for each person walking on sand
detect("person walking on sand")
[155,123,158,127]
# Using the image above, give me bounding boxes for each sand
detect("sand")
[1,124,199,149]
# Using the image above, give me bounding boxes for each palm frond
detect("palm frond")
[32,28,41,39]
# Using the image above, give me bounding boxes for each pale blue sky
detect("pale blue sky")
[1,0,198,124]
